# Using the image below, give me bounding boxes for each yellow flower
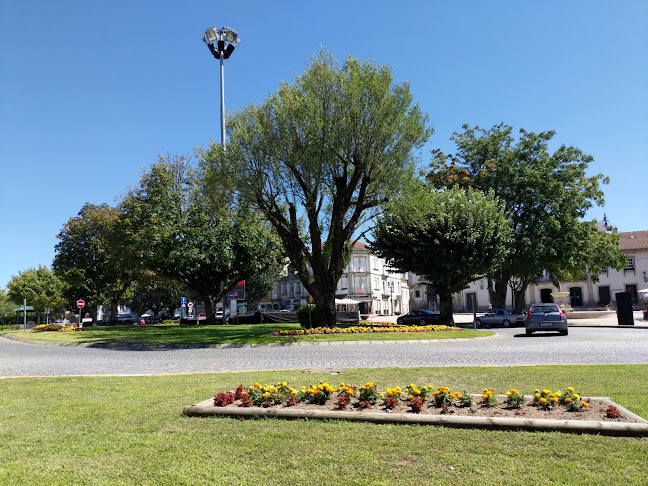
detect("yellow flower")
[551,397,558,403]
[574,394,580,399]
[535,393,541,398]
[581,402,588,408]
[540,397,547,404]
[556,391,562,397]
[567,387,575,393]
[564,397,572,403]
[282,382,287,386]
[262,393,268,398]
[510,389,518,394]
[481,394,488,400]
[505,391,511,396]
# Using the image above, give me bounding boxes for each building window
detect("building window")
[372,258,379,271]
[415,290,421,298]
[374,278,380,290]
[340,276,347,290]
[626,257,635,270]
[355,277,367,294]
[354,257,367,273]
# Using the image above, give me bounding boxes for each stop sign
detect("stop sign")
[77,299,85,309]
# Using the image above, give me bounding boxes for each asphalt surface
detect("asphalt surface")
[2,317,648,377]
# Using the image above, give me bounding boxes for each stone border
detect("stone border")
[0,333,498,350]
[183,396,648,437]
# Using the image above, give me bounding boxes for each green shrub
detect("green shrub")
[296,304,315,328]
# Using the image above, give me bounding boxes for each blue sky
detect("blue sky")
[1,1,646,289]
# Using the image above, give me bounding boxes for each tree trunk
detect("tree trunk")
[438,289,455,326]
[312,292,337,328]
[489,272,509,309]
[110,301,119,324]
[512,284,528,313]
[203,294,219,325]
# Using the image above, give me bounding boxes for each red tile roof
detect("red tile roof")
[351,240,369,250]
[619,231,648,251]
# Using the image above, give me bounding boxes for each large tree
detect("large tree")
[122,154,285,324]
[128,271,197,320]
[207,52,430,327]
[53,203,137,323]
[7,266,64,324]
[427,124,626,311]
[0,289,17,326]
[371,185,512,325]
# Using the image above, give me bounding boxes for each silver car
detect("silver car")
[524,304,568,336]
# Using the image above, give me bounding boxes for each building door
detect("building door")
[465,293,476,312]
[625,285,638,304]
[598,286,611,306]
[569,287,583,307]
[540,288,553,303]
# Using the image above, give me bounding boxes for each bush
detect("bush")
[296,304,315,328]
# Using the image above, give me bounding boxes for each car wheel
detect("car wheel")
[502,320,510,328]
[562,329,569,336]
[475,319,482,328]
[526,329,533,336]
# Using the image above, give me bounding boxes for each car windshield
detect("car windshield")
[531,306,558,313]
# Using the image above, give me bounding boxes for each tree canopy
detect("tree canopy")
[371,185,512,325]
[7,266,64,324]
[53,203,137,322]
[427,123,625,310]
[205,51,431,327]
[122,154,285,323]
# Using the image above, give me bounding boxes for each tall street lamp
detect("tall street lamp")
[202,26,241,147]
[388,281,394,316]
[202,25,241,324]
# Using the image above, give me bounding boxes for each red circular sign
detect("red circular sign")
[77,299,85,309]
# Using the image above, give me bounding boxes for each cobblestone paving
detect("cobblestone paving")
[2,326,648,377]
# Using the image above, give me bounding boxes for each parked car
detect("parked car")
[475,309,525,328]
[524,304,569,336]
[117,313,141,324]
[396,309,441,326]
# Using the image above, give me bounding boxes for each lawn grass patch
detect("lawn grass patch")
[3,324,490,345]
[1,365,647,484]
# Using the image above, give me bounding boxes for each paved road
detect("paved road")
[2,326,648,377]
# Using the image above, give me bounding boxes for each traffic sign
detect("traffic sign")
[76,299,85,309]
[181,297,187,304]
[187,302,194,309]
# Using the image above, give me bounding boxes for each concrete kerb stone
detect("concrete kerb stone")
[183,396,648,438]
[1,333,498,351]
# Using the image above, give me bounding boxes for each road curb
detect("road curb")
[0,332,498,350]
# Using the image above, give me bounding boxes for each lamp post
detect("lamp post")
[388,281,394,315]
[202,26,241,147]
[203,25,240,324]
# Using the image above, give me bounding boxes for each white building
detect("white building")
[337,241,409,318]
[455,230,648,312]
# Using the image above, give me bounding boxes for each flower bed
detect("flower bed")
[184,380,648,436]
[33,324,84,332]
[271,324,462,336]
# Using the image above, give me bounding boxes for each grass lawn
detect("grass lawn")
[1,365,647,485]
[1,323,491,345]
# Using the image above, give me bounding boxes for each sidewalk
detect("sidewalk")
[367,311,648,328]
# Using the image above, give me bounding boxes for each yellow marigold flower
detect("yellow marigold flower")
[510,389,518,394]
[581,402,588,408]
[408,395,414,400]
[340,382,345,387]
[414,388,421,395]
[543,389,550,394]
[556,391,562,397]
[457,393,463,399]
[565,397,572,403]
[428,385,434,389]
[379,393,384,398]
[301,386,306,389]
[574,394,579,399]
[540,397,547,404]
[481,394,488,400]
[567,387,575,392]
[396,387,402,393]
[551,397,558,403]
[535,393,541,398]
[410,384,416,388]
[282,382,287,386]
[262,393,268,398]
[254,383,261,388]
[505,391,511,396]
